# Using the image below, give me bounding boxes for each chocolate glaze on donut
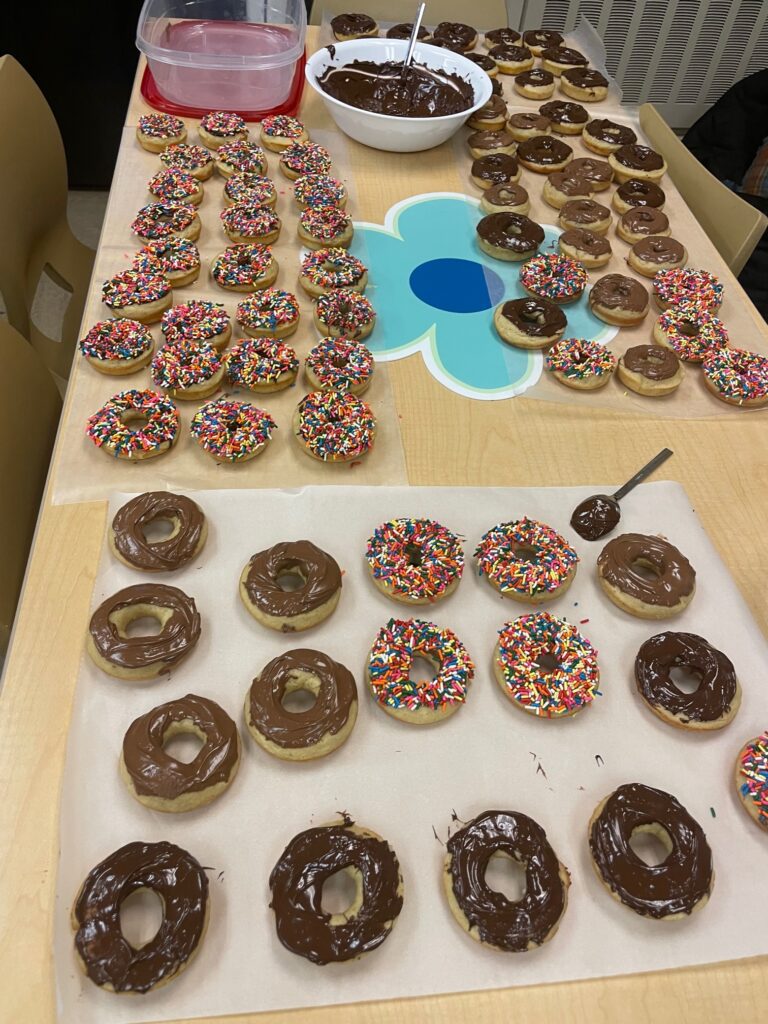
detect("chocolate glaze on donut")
[589,274,649,313]
[617,178,665,207]
[547,171,592,197]
[514,68,554,88]
[560,227,611,256]
[468,129,515,152]
[465,52,497,72]
[386,22,429,40]
[474,94,507,120]
[269,820,403,963]
[73,841,209,992]
[633,236,685,263]
[622,344,680,381]
[589,783,713,918]
[499,297,567,337]
[477,213,544,253]
[518,135,573,165]
[445,810,568,951]
[484,182,529,207]
[541,45,588,66]
[539,100,588,125]
[597,532,695,607]
[331,13,377,36]
[560,198,610,224]
[111,491,205,572]
[585,119,637,146]
[485,27,522,46]
[472,152,519,183]
[509,112,551,132]
[620,207,669,236]
[567,157,613,185]
[488,43,533,62]
[562,67,608,89]
[243,540,342,625]
[615,143,664,171]
[523,29,564,49]
[433,21,477,48]
[635,632,737,723]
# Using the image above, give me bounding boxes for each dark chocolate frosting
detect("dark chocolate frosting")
[560,198,610,224]
[615,143,664,171]
[468,129,515,152]
[89,583,201,671]
[426,36,466,53]
[471,152,519,183]
[523,29,564,49]
[433,21,476,48]
[548,171,592,197]
[485,27,522,46]
[620,207,669,235]
[269,821,403,963]
[488,43,533,62]
[570,494,620,541]
[616,178,665,207]
[541,45,588,65]
[331,12,377,37]
[465,51,497,72]
[491,77,503,95]
[243,540,342,624]
[539,100,588,125]
[477,212,544,253]
[622,344,680,381]
[633,236,685,264]
[472,94,507,120]
[635,632,737,723]
[597,532,695,606]
[509,112,551,132]
[73,841,209,992]
[589,274,649,313]
[484,182,529,207]
[585,118,637,146]
[499,297,566,337]
[386,22,429,40]
[589,783,713,918]
[248,648,357,749]
[562,67,608,89]
[317,60,474,117]
[111,491,205,572]
[560,227,611,255]
[445,810,568,951]
[514,68,555,88]
[122,693,239,799]
[517,135,573,165]
[567,157,613,185]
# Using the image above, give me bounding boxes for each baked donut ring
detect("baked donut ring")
[540,45,588,76]
[79,318,154,375]
[493,296,566,349]
[331,12,378,40]
[616,206,670,244]
[365,517,464,604]
[224,171,277,207]
[304,336,374,395]
[293,173,347,210]
[476,212,544,262]
[85,388,179,460]
[539,100,588,136]
[313,289,376,339]
[298,206,354,249]
[239,540,342,631]
[237,288,301,338]
[522,29,563,56]
[136,113,187,152]
[190,398,277,462]
[269,818,403,964]
[210,243,279,292]
[444,810,570,951]
[433,20,478,50]
[162,299,232,349]
[652,267,723,312]
[618,344,683,397]
[597,532,696,618]
[507,112,551,142]
[147,167,203,206]
[558,227,612,268]
[110,491,207,572]
[560,67,608,102]
[613,178,666,214]
[467,129,516,159]
[588,783,714,919]
[293,389,376,461]
[517,134,573,173]
[245,648,357,760]
[132,236,201,288]
[87,583,201,680]
[131,202,200,243]
[199,110,248,149]
[121,693,240,810]
[735,733,768,831]
[545,337,616,390]
[628,236,687,278]
[484,27,522,48]
[467,94,508,131]
[589,273,649,326]
[72,841,209,992]
[488,43,534,75]
[567,157,613,190]
[702,347,768,407]
[259,113,309,150]
[220,203,281,245]
[151,340,225,400]
[609,143,667,183]
[160,142,214,180]
[583,118,637,155]
[475,517,578,602]
[480,182,530,215]
[279,141,332,180]
[542,170,593,209]
[653,305,728,362]
[102,269,172,324]
[519,253,587,304]
[299,247,367,297]
[226,336,299,393]
[513,68,555,99]
[558,198,611,234]
[470,152,521,189]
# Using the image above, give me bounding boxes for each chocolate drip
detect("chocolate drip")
[597,532,695,606]
[111,491,205,572]
[621,207,669,235]
[615,143,664,171]
[484,182,529,207]
[589,783,713,918]
[560,228,611,255]
[499,297,566,337]
[585,119,637,146]
[616,178,665,207]
[515,68,554,87]
[570,495,620,540]
[269,822,403,963]
[89,583,201,671]
[522,29,564,49]
[567,157,613,185]
[471,152,519,183]
[560,198,609,224]
[476,212,544,253]
[541,45,588,65]
[622,344,680,381]
[317,60,474,117]
[634,632,737,722]
[248,649,357,749]
[518,135,573,165]
[633,236,685,263]
[243,540,342,622]
[539,100,588,125]
[446,810,568,950]
[73,841,208,992]
[485,27,522,46]
[562,67,608,89]
[122,694,239,799]
[331,13,377,37]
[589,274,649,313]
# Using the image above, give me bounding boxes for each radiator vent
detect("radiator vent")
[517,0,768,129]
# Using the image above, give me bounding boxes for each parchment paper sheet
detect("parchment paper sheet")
[56,483,768,1024]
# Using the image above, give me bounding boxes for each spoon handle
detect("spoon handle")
[612,448,673,502]
[403,2,427,72]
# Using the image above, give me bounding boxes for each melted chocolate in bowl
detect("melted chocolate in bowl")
[317,60,475,117]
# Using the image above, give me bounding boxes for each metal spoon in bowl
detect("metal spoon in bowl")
[401,2,427,78]
[570,448,674,541]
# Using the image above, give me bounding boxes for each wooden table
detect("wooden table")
[2,28,767,1023]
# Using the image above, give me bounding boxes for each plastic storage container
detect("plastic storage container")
[136,0,307,120]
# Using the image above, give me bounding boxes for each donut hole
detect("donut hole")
[630,557,662,581]
[535,652,560,675]
[669,664,702,695]
[119,887,164,950]
[142,515,179,544]
[513,544,540,564]
[330,353,350,369]
[111,604,174,639]
[409,655,438,686]
[320,866,363,922]
[281,670,321,713]
[275,562,307,593]
[484,850,527,902]
[162,720,206,763]
[629,823,673,866]
[121,410,150,433]
[404,543,423,567]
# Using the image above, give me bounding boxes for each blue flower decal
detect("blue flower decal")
[350,192,616,400]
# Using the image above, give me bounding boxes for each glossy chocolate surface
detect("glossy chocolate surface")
[433,21,476,47]
[523,29,564,49]
[331,13,377,37]
[622,344,680,381]
[468,129,515,151]
[484,182,529,208]
[485,27,522,46]
[386,22,429,40]
[620,207,669,236]
[590,274,649,312]
[499,297,566,336]
[509,112,550,132]
[517,135,573,165]
[539,100,588,125]
[547,171,592,197]
[111,491,205,572]
[615,143,664,171]
[514,68,554,88]
[635,631,737,722]
[488,43,533,62]
[559,227,611,255]
[243,540,342,624]
[541,45,588,65]
[477,212,544,253]
[585,119,637,146]
[562,67,608,89]
[471,152,519,183]
[597,532,695,606]
[567,157,612,185]
[317,60,474,117]
[616,178,665,207]
[570,494,620,541]
[560,198,610,224]
[633,236,685,264]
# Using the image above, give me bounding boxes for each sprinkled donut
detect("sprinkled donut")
[299,247,367,297]
[79,319,154,374]
[161,299,231,349]
[304,336,374,394]
[151,340,225,400]
[653,305,728,362]
[367,618,475,724]
[653,267,723,312]
[199,110,248,149]
[365,518,464,604]
[279,141,332,180]
[160,142,214,179]
[702,347,768,407]
[294,173,347,209]
[102,269,172,323]
[132,237,201,287]
[494,613,600,717]
[131,202,200,242]
[147,168,202,205]
[313,289,376,339]
[210,243,279,292]
[294,389,376,462]
[220,203,281,245]
[736,732,768,831]
[226,336,299,392]
[236,288,300,338]
[215,140,267,177]
[224,171,277,208]
[86,388,179,460]
[190,397,276,462]
[475,517,579,603]
[136,112,186,152]
[259,114,308,151]
[298,206,354,249]
[519,253,587,303]
[545,337,616,390]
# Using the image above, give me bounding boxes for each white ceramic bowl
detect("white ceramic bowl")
[305,38,493,153]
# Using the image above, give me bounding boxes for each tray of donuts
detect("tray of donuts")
[56,483,768,1020]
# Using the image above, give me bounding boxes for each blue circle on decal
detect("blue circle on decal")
[409,258,505,313]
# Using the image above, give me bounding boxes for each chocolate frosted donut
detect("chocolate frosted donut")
[559,198,611,232]
[246,648,358,760]
[589,273,649,325]
[567,157,613,188]
[635,632,740,729]
[110,491,206,572]
[488,43,533,64]
[468,129,515,154]
[561,67,608,90]
[545,171,592,202]
[523,29,563,51]
[476,212,544,260]
[72,841,209,992]
[630,236,686,275]
[485,27,522,47]
[240,540,342,632]
[330,12,377,38]
[615,178,666,210]
[619,206,670,239]
[508,112,551,140]
[597,532,696,618]
[433,20,477,49]
[514,68,554,89]
[539,100,589,127]
[481,182,530,213]
[517,135,573,171]
[471,152,519,187]
[559,227,612,266]
[589,783,714,919]
[622,344,680,382]
[494,296,567,348]
[87,583,201,679]
[269,818,404,963]
[386,22,429,40]
[584,118,637,153]
[611,143,667,182]
[469,93,507,129]
[541,45,588,68]
[121,694,240,810]
[444,810,570,951]
[465,52,497,73]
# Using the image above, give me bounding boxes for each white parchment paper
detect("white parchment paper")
[56,483,768,1023]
